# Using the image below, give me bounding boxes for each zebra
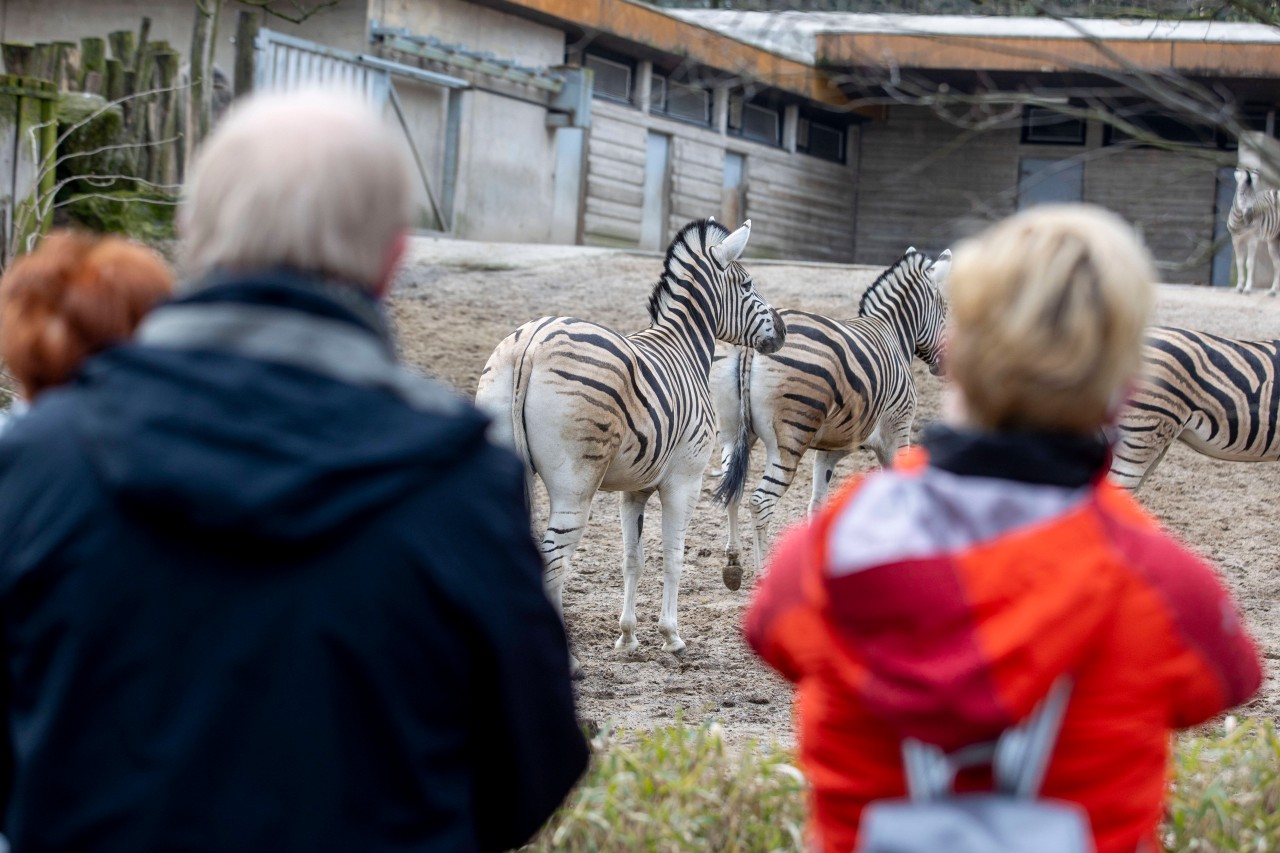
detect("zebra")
[1229,168,1280,297]
[1109,326,1279,489]
[474,219,785,677]
[711,248,950,589]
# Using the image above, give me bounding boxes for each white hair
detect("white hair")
[180,87,412,291]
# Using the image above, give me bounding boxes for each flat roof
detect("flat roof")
[671,10,1280,77]
[482,0,871,111]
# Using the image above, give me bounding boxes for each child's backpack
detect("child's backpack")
[856,677,1093,853]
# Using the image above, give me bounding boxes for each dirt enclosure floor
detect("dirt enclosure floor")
[390,236,1280,747]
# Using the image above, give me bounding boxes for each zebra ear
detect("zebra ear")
[906,246,918,255]
[929,249,952,286]
[711,220,751,267]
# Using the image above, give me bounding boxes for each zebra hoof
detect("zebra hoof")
[614,634,640,655]
[723,563,743,591]
[664,637,687,656]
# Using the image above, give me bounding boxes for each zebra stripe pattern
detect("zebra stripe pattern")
[1229,168,1280,296]
[474,219,784,676]
[1110,326,1279,489]
[710,248,949,587]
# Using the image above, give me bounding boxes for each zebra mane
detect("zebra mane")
[857,250,933,319]
[647,218,731,324]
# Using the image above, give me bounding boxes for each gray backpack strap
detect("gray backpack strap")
[903,676,1074,802]
[994,676,1073,798]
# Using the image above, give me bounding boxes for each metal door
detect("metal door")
[1017,158,1083,210]
[640,132,670,251]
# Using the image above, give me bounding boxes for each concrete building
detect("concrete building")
[3,2,1279,280]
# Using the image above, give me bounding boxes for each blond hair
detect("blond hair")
[945,204,1155,433]
[180,88,411,291]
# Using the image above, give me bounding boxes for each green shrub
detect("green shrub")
[1166,717,1280,852]
[529,716,1280,852]
[526,717,805,852]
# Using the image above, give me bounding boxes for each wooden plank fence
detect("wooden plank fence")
[0,76,57,269]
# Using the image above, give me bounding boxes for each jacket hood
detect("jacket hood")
[72,271,488,543]
[816,427,1119,749]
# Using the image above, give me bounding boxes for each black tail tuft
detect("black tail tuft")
[713,419,751,507]
[713,348,754,507]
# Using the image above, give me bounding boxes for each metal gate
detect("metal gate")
[254,30,390,106]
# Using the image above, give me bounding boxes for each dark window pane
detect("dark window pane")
[1022,106,1086,145]
[741,103,779,145]
[665,82,710,125]
[586,54,631,104]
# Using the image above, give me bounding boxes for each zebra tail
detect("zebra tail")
[713,348,754,508]
[510,339,539,508]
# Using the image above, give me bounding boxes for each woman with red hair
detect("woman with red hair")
[0,230,173,407]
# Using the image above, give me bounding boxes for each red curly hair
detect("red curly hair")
[1,230,173,399]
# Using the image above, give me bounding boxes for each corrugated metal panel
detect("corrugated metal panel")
[255,30,391,107]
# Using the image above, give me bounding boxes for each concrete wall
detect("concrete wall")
[0,0,371,77]
[856,105,1222,283]
[371,0,567,243]
[450,91,560,242]
[369,0,563,68]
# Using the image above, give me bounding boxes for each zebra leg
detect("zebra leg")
[656,476,701,656]
[1266,238,1280,297]
[616,489,652,654]
[747,443,803,577]
[541,489,597,680]
[808,449,849,515]
[1244,237,1260,293]
[1233,234,1249,293]
[1109,413,1180,490]
[724,493,743,591]
[721,430,758,592]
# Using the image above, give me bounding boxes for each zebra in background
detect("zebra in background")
[475,219,784,678]
[1229,168,1280,296]
[1110,327,1279,489]
[712,248,950,589]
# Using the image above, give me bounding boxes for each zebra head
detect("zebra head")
[650,219,786,355]
[858,248,948,375]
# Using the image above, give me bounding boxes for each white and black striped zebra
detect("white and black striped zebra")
[1110,326,1279,489]
[711,248,949,589]
[1230,168,1280,297]
[475,219,784,677]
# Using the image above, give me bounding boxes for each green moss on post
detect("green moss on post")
[62,189,177,243]
[105,58,126,102]
[108,30,136,69]
[1,43,34,77]
[56,92,126,193]
[80,37,106,93]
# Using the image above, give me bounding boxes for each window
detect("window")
[1021,106,1086,146]
[1220,107,1277,150]
[798,116,846,163]
[650,74,667,113]
[728,95,781,146]
[1103,108,1218,148]
[661,81,711,126]
[585,53,632,104]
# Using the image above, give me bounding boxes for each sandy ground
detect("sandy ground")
[390,235,1280,747]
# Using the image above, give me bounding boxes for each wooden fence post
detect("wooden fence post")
[1,43,34,77]
[234,10,259,99]
[80,37,106,93]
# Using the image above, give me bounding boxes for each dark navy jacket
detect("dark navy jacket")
[0,271,587,852]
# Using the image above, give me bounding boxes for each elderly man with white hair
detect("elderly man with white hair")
[0,89,587,852]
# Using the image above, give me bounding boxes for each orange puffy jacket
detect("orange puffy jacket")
[746,428,1262,853]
